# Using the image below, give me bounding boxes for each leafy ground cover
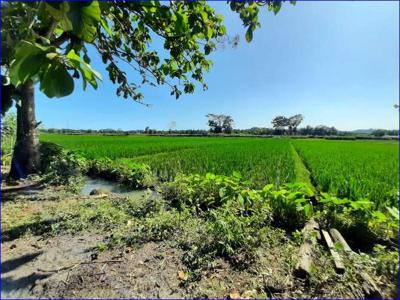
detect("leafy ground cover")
[2,179,397,298]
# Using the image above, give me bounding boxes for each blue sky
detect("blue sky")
[36,1,399,131]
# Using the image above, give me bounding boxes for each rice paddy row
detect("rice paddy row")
[41,134,398,207]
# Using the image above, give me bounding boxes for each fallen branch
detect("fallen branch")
[321,229,345,274]
[37,259,122,273]
[329,228,352,253]
[329,228,383,299]
[1,181,42,193]
[360,272,383,299]
[294,218,320,278]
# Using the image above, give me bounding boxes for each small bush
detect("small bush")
[123,209,192,244]
[88,159,156,189]
[372,244,399,283]
[161,172,255,213]
[318,193,398,245]
[262,182,315,230]
[40,142,87,190]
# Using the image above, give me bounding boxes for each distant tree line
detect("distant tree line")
[41,126,398,138]
[41,113,397,138]
[372,129,398,137]
[231,125,339,136]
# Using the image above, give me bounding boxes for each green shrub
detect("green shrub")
[161,172,254,213]
[51,199,131,234]
[318,193,398,245]
[123,208,192,244]
[40,142,87,189]
[121,191,166,218]
[88,158,155,188]
[372,244,399,283]
[261,182,314,230]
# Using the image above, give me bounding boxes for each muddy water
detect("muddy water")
[81,177,143,196]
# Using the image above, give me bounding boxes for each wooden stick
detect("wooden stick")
[329,228,352,252]
[294,218,320,278]
[37,259,122,273]
[321,230,345,274]
[328,228,382,299]
[1,181,42,193]
[360,272,383,299]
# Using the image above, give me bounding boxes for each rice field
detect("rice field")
[41,134,398,207]
[293,139,398,208]
[41,135,296,187]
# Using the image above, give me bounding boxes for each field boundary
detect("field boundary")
[290,143,315,192]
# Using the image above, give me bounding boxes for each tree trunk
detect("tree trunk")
[9,80,41,179]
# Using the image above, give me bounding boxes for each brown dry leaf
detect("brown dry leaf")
[177,271,188,281]
[229,291,241,299]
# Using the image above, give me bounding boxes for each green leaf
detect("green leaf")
[262,184,274,192]
[17,54,45,83]
[206,26,213,40]
[245,28,253,43]
[45,2,70,20]
[386,206,399,220]
[66,50,101,90]
[45,53,59,60]
[237,194,244,206]
[10,41,48,86]
[232,171,242,179]
[40,63,74,98]
[175,12,188,34]
[67,1,101,42]
[372,211,387,222]
[100,18,112,36]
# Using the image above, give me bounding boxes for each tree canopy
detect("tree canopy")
[206,113,234,134]
[2,0,293,179]
[2,1,291,111]
[271,114,304,134]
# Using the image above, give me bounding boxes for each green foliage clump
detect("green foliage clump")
[40,141,87,190]
[205,203,272,266]
[318,193,398,244]
[1,112,17,166]
[122,208,192,245]
[52,199,131,234]
[162,173,314,230]
[262,182,315,230]
[88,158,156,189]
[161,173,285,269]
[162,172,254,213]
[371,244,399,283]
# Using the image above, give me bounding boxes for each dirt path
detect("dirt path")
[1,233,190,298]
[1,234,102,298]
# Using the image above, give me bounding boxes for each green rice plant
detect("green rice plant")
[41,135,296,187]
[41,134,398,216]
[293,139,398,208]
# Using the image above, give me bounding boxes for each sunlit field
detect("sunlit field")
[41,134,398,207]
